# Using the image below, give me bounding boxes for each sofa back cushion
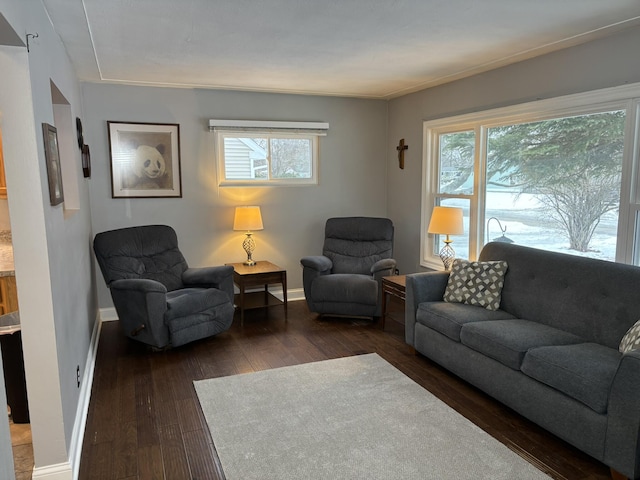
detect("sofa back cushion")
[479,242,640,349]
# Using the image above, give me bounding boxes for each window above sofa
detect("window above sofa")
[421,83,640,269]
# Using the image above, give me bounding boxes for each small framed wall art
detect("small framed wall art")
[107,121,182,198]
[42,123,64,206]
[76,117,91,178]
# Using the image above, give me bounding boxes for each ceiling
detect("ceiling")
[41,0,640,99]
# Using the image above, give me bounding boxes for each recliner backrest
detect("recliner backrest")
[93,225,188,292]
[322,217,394,275]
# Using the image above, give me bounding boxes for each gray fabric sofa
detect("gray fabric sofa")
[405,242,640,479]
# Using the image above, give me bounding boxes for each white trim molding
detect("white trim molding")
[31,462,73,480]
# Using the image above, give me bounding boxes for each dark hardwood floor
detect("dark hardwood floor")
[79,297,612,479]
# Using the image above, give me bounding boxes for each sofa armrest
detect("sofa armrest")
[371,258,397,280]
[404,271,450,346]
[604,350,640,479]
[183,265,235,302]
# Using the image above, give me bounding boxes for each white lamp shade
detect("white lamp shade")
[233,206,264,231]
[427,206,464,235]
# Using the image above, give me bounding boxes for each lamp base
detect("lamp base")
[439,239,456,271]
[242,233,257,266]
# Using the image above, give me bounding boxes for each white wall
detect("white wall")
[0,1,98,477]
[387,25,640,275]
[83,84,389,307]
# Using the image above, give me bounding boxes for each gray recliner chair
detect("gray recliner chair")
[93,225,235,349]
[301,217,396,318]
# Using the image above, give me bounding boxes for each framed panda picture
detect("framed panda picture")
[107,121,182,198]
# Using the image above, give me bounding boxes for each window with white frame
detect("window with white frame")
[210,120,328,186]
[421,85,640,270]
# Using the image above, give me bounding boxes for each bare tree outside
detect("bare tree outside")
[270,138,312,178]
[487,111,625,252]
[438,110,625,254]
[250,137,312,178]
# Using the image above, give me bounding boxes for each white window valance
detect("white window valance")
[209,119,329,135]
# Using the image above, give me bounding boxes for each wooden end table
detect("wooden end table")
[226,261,287,326]
[381,275,406,331]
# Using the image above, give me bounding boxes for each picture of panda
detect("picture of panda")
[121,143,171,189]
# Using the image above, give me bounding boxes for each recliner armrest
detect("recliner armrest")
[301,255,332,272]
[182,265,234,303]
[300,255,332,312]
[111,278,167,293]
[109,278,170,348]
[371,258,396,280]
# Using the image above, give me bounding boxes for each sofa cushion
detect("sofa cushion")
[460,319,584,370]
[443,259,508,311]
[522,343,621,414]
[619,318,640,353]
[416,301,516,342]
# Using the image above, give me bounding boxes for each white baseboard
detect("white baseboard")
[99,288,307,322]
[269,287,306,302]
[98,307,119,322]
[31,311,102,480]
[31,462,73,480]
[69,312,102,478]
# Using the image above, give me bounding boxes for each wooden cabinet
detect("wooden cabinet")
[0,276,18,315]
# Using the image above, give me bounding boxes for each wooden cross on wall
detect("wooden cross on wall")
[396,138,408,169]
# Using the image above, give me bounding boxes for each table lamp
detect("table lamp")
[233,206,264,266]
[427,206,464,271]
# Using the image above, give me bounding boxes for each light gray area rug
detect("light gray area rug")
[194,353,550,480]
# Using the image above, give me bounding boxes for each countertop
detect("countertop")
[0,230,15,276]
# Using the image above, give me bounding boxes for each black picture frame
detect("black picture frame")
[42,123,64,206]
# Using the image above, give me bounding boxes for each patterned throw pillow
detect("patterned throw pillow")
[443,259,508,311]
[619,319,640,353]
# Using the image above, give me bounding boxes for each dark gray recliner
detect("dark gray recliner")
[301,217,396,318]
[93,225,235,349]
